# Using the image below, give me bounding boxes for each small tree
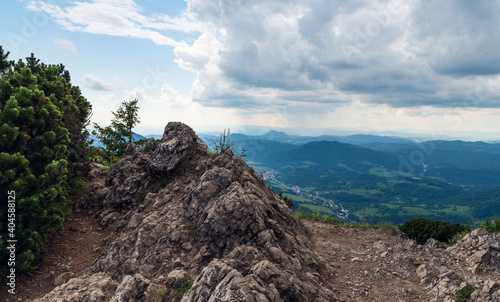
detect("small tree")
[210,128,247,158]
[92,99,140,158]
[114,98,140,143]
[211,128,234,153]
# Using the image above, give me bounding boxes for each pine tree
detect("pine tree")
[92,99,140,157]
[114,98,140,144]
[0,46,14,75]
[0,47,92,275]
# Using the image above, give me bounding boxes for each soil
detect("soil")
[303,220,434,301]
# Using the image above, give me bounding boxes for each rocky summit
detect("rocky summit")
[33,122,500,302]
[35,122,337,302]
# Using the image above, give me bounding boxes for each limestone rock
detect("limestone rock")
[34,272,118,302]
[109,274,150,302]
[149,122,207,173]
[36,122,337,302]
[425,238,440,248]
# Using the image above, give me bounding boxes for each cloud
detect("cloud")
[27,0,500,112]
[81,74,115,91]
[27,0,199,47]
[54,39,77,54]
[173,0,500,110]
[409,1,500,77]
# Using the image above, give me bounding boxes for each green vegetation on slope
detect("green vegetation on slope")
[0,47,92,276]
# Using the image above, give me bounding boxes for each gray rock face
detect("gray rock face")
[35,122,337,302]
[407,228,500,302]
[149,122,207,173]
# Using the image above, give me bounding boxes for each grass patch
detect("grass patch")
[99,165,110,172]
[278,193,316,204]
[153,176,170,192]
[455,285,474,302]
[177,276,196,298]
[294,207,398,234]
[246,162,270,173]
[294,208,341,226]
[412,259,424,267]
[300,204,336,215]
[354,207,382,217]
[399,206,433,216]
[347,189,383,198]
[180,155,192,167]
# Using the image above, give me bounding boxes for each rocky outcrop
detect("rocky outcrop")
[398,228,500,302]
[35,122,337,302]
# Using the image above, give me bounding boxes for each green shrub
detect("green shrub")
[399,218,469,245]
[475,217,500,233]
[277,190,294,210]
[0,48,92,277]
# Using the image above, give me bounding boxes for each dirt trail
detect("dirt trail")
[3,176,113,302]
[303,220,433,301]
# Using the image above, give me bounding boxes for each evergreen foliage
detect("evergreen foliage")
[0,48,92,275]
[475,216,500,233]
[92,98,140,158]
[399,218,469,244]
[0,46,14,75]
[277,189,294,210]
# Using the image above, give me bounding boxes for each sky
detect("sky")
[1,0,500,140]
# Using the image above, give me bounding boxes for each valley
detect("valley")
[224,130,500,225]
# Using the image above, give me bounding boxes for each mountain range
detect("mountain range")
[91,129,500,224]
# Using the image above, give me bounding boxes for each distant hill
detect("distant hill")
[200,130,416,147]
[258,140,400,174]
[233,138,296,161]
[364,140,500,186]
[89,132,146,147]
[145,134,163,140]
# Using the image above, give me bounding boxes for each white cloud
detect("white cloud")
[27,0,197,47]
[160,83,189,107]
[54,39,77,54]
[174,32,221,73]
[81,74,115,91]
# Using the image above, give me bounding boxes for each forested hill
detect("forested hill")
[258,140,400,173]
[201,131,500,225]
